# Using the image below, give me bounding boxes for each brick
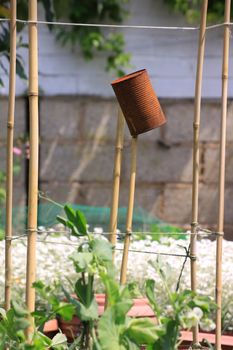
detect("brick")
[40,181,162,224]
[123,141,193,183]
[82,98,163,144]
[82,98,118,143]
[161,183,233,227]
[0,98,26,141]
[204,145,233,184]
[40,97,83,140]
[40,142,116,182]
[161,184,192,224]
[163,100,233,144]
[119,183,162,216]
[199,184,233,225]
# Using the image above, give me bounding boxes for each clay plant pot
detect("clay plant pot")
[111,69,166,136]
[180,330,233,350]
[58,294,156,343]
[58,315,83,342]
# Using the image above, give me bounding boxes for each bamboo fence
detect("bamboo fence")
[190,0,208,344]
[4,0,17,311]
[216,1,231,348]
[25,0,39,333]
[120,136,138,285]
[3,2,232,348]
[109,109,125,259]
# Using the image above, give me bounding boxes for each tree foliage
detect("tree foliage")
[0,0,229,86]
[0,0,131,86]
[163,0,231,23]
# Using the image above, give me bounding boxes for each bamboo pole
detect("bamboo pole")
[25,0,39,331]
[216,1,231,349]
[4,0,17,311]
[120,136,137,285]
[190,0,208,344]
[109,109,125,258]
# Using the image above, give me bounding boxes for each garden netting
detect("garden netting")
[0,202,185,239]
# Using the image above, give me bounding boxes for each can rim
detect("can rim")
[111,69,147,86]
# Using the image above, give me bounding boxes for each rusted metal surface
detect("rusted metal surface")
[111,69,166,136]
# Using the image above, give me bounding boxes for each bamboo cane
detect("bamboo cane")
[109,109,125,259]
[216,1,231,349]
[120,136,137,285]
[190,0,208,344]
[25,0,39,331]
[4,0,17,311]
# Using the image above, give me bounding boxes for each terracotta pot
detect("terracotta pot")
[111,69,166,136]
[58,315,82,342]
[180,330,233,350]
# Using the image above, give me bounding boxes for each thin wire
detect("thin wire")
[116,248,189,258]
[5,236,190,258]
[0,17,198,30]
[4,229,213,240]
[0,17,233,31]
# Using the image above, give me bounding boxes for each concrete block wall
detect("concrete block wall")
[0,98,26,210]
[1,96,233,237]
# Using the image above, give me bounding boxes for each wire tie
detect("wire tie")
[7,121,14,129]
[215,231,224,237]
[125,230,132,236]
[191,222,199,230]
[189,254,197,261]
[28,91,38,97]
[27,228,38,233]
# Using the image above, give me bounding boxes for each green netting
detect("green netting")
[0,202,185,239]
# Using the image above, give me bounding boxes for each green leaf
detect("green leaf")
[57,303,76,321]
[70,252,93,272]
[11,300,29,317]
[50,333,67,348]
[125,318,163,345]
[74,209,88,235]
[78,298,98,321]
[112,301,133,323]
[98,308,124,350]
[91,238,113,262]
[100,274,120,305]
[145,279,161,317]
[14,317,31,330]
[62,287,98,321]
[64,205,76,223]
[56,215,68,227]
[75,278,90,305]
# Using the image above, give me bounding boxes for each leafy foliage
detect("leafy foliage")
[0,204,216,349]
[145,260,216,350]
[52,0,131,77]
[0,0,131,84]
[163,0,231,23]
[0,301,67,349]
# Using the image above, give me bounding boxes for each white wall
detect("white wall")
[1,0,233,98]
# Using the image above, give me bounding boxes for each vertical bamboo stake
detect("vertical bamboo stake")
[109,109,125,257]
[4,0,17,311]
[190,0,208,344]
[120,136,137,285]
[216,2,231,349]
[25,0,39,329]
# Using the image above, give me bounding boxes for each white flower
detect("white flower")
[200,318,216,332]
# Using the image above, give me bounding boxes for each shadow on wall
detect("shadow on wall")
[38,97,233,238]
[1,97,233,237]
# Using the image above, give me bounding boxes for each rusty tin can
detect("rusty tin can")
[111,69,166,136]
